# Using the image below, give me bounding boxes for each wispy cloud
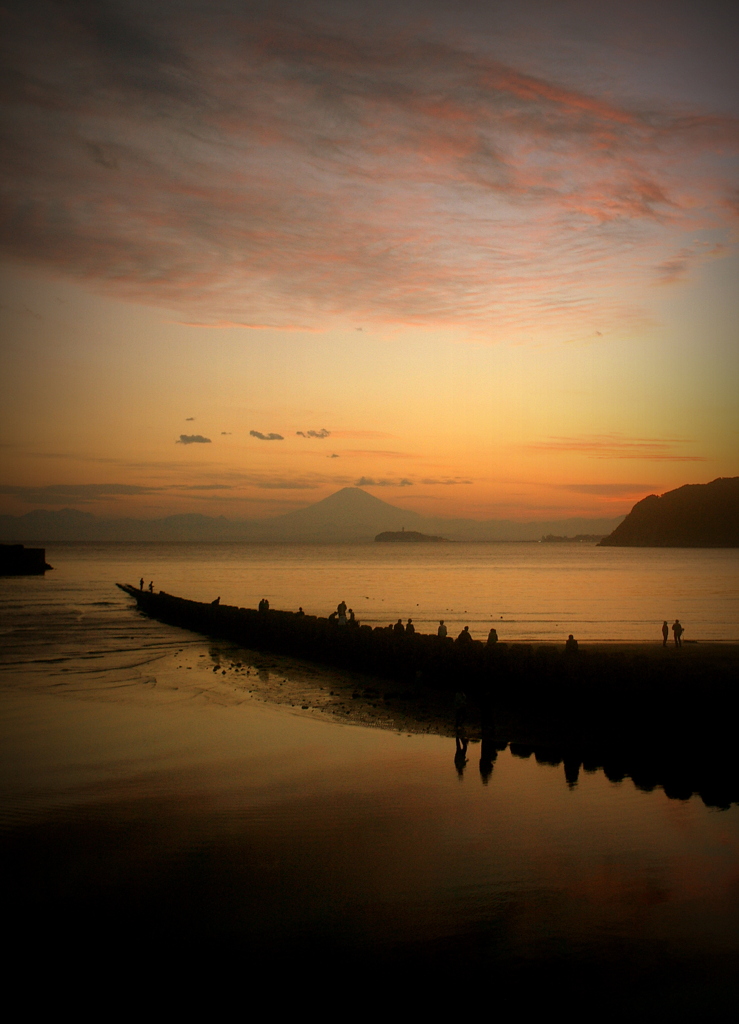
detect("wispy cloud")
[342,450,417,459]
[356,476,412,487]
[1,2,735,338]
[556,483,656,495]
[250,430,284,441]
[526,435,708,461]
[0,483,158,504]
[329,431,396,439]
[420,478,473,485]
[176,434,211,444]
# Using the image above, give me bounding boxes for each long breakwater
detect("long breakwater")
[119,584,739,808]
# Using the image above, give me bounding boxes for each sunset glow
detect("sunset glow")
[2,0,737,521]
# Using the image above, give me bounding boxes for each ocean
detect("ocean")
[1,543,738,1007]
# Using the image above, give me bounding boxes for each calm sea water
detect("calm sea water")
[1,544,738,1007]
[16,540,739,641]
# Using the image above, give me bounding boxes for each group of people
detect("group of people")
[139,578,154,593]
[381,618,500,646]
[662,619,684,647]
[328,600,358,627]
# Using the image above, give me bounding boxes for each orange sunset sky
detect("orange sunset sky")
[1,0,737,522]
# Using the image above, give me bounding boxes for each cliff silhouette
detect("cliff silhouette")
[599,477,739,547]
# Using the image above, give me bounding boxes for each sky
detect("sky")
[1,0,737,522]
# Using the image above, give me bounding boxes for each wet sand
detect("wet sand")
[158,637,739,740]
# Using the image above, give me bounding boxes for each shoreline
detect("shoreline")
[117,585,739,808]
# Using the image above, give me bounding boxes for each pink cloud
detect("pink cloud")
[0,2,736,336]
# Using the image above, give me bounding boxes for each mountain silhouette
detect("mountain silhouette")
[599,477,739,547]
[0,487,623,543]
[249,487,424,541]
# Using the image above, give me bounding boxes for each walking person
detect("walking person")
[672,619,683,647]
[661,621,669,647]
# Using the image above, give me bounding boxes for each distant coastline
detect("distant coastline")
[375,530,449,543]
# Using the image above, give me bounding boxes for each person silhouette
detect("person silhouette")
[565,634,578,654]
[437,620,447,638]
[456,625,472,644]
[454,734,469,779]
[406,618,415,634]
[139,577,144,591]
[672,620,683,647]
[148,581,154,593]
[662,621,669,647]
[393,619,405,635]
[487,627,498,645]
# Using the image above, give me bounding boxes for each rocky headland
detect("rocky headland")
[599,477,739,547]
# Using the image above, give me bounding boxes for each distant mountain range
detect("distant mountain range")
[599,477,739,547]
[0,486,624,543]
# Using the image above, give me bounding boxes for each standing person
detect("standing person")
[487,627,498,645]
[565,634,578,654]
[437,620,447,638]
[406,618,415,634]
[393,619,405,635]
[337,600,347,618]
[661,621,669,647]
[148,581,154,593]
[139,577,144,591]
[672,620,683,647]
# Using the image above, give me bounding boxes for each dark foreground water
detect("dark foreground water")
[1,547,738,1011]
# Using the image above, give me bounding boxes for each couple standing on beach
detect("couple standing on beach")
[662,620,684,647]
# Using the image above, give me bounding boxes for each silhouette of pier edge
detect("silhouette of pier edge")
[117,584,739,809]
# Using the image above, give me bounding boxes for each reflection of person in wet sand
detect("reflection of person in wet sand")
[454,690,467,729]
[454,734,468,779]
[662,621,669,647]
[672,619,683,647]
[479,710,496,785]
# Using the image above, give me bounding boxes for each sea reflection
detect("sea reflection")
[2,558,739,1009]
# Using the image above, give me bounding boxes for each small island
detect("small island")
[375,530,450,543]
